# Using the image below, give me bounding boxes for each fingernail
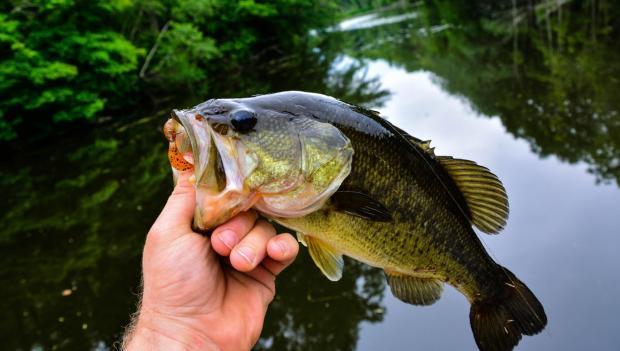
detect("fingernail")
[217,230,236,249]
[236,246,256,265]
[276,240,288,255]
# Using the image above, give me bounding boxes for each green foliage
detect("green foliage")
[0,0,341,141]
[139,0,339,88]
[143,22,220,88]
[0,2,144,140]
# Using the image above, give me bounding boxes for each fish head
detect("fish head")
[169,97,353,230]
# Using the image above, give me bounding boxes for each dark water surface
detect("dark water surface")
[2,2,619,350]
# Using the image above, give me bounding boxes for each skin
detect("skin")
[123,172,299,351]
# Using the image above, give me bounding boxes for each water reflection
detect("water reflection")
[257,253,384,351]
[0,125,169,349]
[335,0,620,185]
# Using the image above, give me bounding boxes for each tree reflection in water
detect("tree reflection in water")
[338,0,620,185]
[257,252,385,351]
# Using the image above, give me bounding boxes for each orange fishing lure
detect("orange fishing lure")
[164,119,194,172]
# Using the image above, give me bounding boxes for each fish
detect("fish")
[165,91,547,351]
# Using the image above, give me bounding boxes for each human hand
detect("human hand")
[123,172,299,351]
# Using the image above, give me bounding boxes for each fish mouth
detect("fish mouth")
[172,109,259,230]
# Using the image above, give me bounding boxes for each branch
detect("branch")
[139,21,170,79]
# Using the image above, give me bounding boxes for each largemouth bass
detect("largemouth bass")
[164,91,547,351]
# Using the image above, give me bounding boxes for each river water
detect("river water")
[2,2,619,350]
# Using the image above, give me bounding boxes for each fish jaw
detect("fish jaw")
[172,109,211,186]
[194,187,259,229]
[172,108,260,230]
[194,130,260,229]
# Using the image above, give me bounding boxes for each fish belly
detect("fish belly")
[276,211,440,276]
[275,209,494,298]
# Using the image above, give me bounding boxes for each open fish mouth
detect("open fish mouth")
[166,100,353,231]
[170,109,258,230]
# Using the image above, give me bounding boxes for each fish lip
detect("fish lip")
[173,108,209,183]
[170,110,183,125]
[173,108,231,183]
[172,107,251,190]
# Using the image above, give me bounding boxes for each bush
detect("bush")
[0,0,340,141]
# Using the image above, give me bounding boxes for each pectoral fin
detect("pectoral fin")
[331,190,392,222]
[437,156,509,234]
[385,271,443,305]
[302,234,344,281]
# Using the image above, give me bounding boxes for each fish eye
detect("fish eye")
[230,110,257,133]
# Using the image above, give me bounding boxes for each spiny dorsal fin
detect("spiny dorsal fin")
[437,156,509,234]
[301,234,344,281]
[385,271,443,305]
[392,125,436,157]
[418,140,434,156]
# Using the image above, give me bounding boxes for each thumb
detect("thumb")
[149,172,196,240]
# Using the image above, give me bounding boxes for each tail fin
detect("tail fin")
[470,268,547,351]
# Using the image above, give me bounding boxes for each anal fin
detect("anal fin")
[302,234,344,281]
[385,271,443,306]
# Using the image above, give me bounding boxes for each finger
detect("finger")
[211,211,258,256]
[262,233,299,276]
[229,219,275,272]
[148,172,195,242]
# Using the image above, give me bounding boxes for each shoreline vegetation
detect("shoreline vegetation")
[0,0,344,142]
[1,0,610,140]
[3,0,617,184]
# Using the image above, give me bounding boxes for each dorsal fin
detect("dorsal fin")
[414,139,435,157]
[437,156,509,234]
[358,117,507,233]
[392,125,436,157]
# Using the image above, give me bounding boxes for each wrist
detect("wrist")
[123,307,219,351]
